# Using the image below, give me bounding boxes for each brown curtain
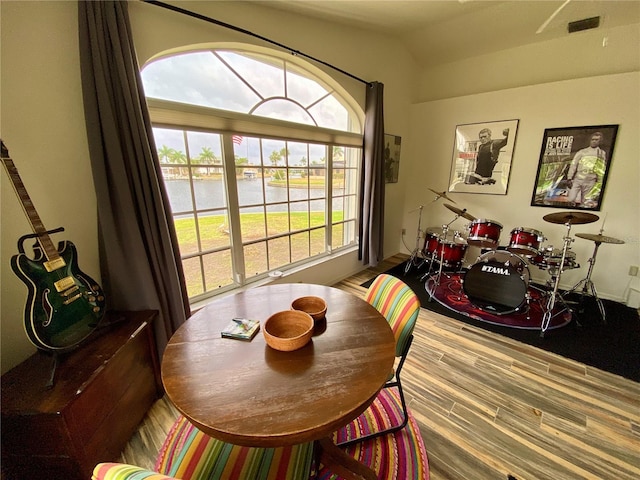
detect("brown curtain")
[77,1,190,358]
[359,81,386,267]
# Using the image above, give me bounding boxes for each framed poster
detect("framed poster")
[530,124,618,211]
[384,134,401,184]
[448,119,519,195]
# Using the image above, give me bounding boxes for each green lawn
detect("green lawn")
[175,211,346,298]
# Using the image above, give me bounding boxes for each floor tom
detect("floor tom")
[434,238,468,270]
[422,231,440,258]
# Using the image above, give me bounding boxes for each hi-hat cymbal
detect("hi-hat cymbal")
[543,211,600,225]
[575,233,625,244]
[444,203,476,221]
[428,188,456,204]
[425,226,443,235]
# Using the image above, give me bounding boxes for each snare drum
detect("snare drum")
[507,227,545,256]
[463,250,530,314]
[467,219,503,248]
[433,238,468,270]
[531,248,578,271]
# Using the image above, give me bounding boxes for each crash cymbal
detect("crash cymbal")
[428,188,456,204]
[444,203,476,221]
[575,233,625,244]
[543,211,600,225]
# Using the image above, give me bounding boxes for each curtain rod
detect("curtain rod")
[142,0,372,87]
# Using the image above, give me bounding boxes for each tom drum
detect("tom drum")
[507,227,545,256]
[467,219,503,249]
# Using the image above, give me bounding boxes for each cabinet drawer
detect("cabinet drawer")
[1,311,160,480]
[67,324,154,445]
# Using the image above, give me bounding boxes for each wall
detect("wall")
[404,72,640,303]
[1,2,101,374]
[416,22,640,102]
[0,1,416,373]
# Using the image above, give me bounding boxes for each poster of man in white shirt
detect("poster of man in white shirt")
[531,125,619,211]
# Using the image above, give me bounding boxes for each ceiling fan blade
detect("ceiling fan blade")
[536,0,572,34]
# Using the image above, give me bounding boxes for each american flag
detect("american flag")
[232,135,243,145]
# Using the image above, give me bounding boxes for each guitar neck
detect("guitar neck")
[1,144,63,269]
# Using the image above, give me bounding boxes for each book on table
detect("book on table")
[221,318,260,340]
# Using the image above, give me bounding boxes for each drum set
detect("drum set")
[408,197,624,336]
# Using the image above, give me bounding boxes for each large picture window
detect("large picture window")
[141,46,363,302]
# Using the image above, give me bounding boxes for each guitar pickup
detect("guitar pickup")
[63,293,82,305]
[54,276,75,292]
[44,257,66,272]
[61,285,79,297]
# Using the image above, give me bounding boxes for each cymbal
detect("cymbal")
[425,226,443,235]
[543,211,600,225]
[444,203,476,221]
[575,233,625,244]
[428,188,456,204]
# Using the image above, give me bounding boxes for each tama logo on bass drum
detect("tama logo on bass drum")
[481,264,511,275]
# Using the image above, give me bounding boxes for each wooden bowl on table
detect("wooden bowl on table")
[291,296,327,321]
[263,310,314,351]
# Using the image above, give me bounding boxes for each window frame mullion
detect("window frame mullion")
[221,134,245,285]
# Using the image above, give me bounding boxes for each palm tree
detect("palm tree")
[198,146,216,164]
[269,150,282,167]
[170,150,188,177]
[157,145,175,164]
[198,146,217,175]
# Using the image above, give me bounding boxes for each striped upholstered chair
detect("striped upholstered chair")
[338,273,421,446]
[92,415,314,479]
[92,386,430,479]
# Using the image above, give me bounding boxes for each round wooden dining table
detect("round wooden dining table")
[161,283,395,479]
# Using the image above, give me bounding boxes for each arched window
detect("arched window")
[141,45,364,302]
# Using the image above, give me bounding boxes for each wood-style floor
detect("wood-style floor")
[120,254,640,480]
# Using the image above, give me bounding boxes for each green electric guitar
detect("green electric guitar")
[1,140,106,351]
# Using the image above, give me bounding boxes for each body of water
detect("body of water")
[165,178,345,214]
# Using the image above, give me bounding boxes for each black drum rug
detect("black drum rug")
[362,261,640,383]
[424,272,571,330]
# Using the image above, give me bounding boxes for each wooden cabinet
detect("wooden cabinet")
[1,310,162,480]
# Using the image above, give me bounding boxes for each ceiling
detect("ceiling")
[251,1,640,68]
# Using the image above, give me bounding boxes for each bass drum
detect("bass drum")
[463,250,530,315]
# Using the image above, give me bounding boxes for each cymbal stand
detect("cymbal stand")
[540,221,575,337]
[404,206,424,274]
[563,238,606,323]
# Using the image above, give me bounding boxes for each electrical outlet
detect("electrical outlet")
[401,228,406,235]
[629,265,639,277]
